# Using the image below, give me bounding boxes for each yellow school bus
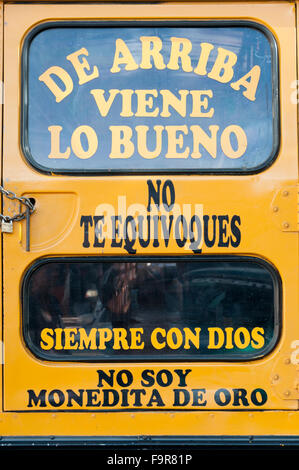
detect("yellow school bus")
[1,0,299,454]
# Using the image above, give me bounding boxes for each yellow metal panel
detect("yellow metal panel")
[1,1,299,439]
[0,1,3,424]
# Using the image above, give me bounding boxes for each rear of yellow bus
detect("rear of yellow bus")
[0,0,298,455]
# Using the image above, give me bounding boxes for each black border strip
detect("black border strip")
[0,435,298,449]
[21,255,282,363]
[21,20,280,176]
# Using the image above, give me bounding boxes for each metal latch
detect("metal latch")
[0,185,35,251]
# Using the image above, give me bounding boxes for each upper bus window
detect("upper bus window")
[23,257,280,361]
[22,22,278,174]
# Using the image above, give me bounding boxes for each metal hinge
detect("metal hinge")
[271,348,299,404]
[271,184,299,232]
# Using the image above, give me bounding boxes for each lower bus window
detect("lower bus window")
[23,257,280,361]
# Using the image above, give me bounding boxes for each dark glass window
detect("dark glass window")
[23,257,280,361]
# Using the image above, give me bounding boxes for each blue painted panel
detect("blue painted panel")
[24,23,278,174]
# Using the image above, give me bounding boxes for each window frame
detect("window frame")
[21,19,280,176]
[22,255,282,363]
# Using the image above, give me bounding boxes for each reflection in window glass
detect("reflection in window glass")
[23,258,279,361]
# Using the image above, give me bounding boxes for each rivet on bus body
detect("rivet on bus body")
[283,222,290,229]
[283,190,289,197]
[285,358,291,365]
[273,374,279,381]
[273,206,279,212]
[284,390,291,397]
